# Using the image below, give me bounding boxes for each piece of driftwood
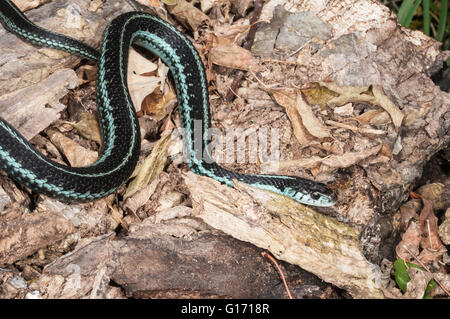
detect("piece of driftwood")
[0,69,78,140]
[242,0,449,263]
[29,220,338,299]
[0,0,448,300]
[184,172,383,298]
[0,0,135,138]
[0,205,75,265]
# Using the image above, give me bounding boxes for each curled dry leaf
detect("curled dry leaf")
[325,120,386,136]
[124,133,172,199]
[396,221,421,262]
[418,196,446,264]
[417,183,448,211]
[272,89,330,145]
[321,82,404,130]
[301,83,340,108]
[371,86,404,129]
[321,144,382,169]
[321,82,373,105]
[351,109,383,124]
[75,64,97,86]
[213,23,250,41]
[137,0,164,7]
[295,93,331,139]
[141,88,177,121]
[13,0,42,11]
[123,177,160,216]
[127,49,160,112]
[397,199,421,232]
[210,37,263,72]
[71,112,102,145]
[200,0,216,12]
[166,0,209,31]
[46,129,98,167]
[265,145,382,173]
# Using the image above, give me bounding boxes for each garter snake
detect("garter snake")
[0,0,336,206]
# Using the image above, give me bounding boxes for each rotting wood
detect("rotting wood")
[184,171,384,298]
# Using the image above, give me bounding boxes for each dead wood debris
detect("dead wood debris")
[0,0,449,299]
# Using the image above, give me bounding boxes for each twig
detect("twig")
[225,0,264,101]
[261,252,293,299]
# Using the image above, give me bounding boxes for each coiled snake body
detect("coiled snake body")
[0,0,336,206]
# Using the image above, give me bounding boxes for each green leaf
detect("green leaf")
[436,0,448,42]
[423,279,437,299]
[395,259,436,298]
[398,0,423,27]
[422,0,431,35]
[394,258,411,293]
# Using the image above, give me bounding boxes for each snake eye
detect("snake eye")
[311,192,321,200]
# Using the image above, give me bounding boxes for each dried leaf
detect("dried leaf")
[321,144,381,168]
[405,268,435,299]
[210,40,262,72]
[417,183,448,211]
[123,178,160,215]
[369,111,391,126]
[124,133,172,199]
[166,0,209,31]
[439,208,450,245]
[71,112,102,145]
[418,197,445,263]
[213,23,250,40]
[321,82,373,106]
[127,49,160,111]
[272,89,315,145]
[75,64,97,86]
[397,199,421,232]
[333,103,354,116]
[351,109,383,124]
[322,83,404,130]
[371,86,404,129]
[199,0,215,11]
[396,221,421,262]
[275,156,324,169]
[46,129,98,167]
[141,88,177,121]
[301,83,339,108]
[325,120,386,135]
[295,93,331,139]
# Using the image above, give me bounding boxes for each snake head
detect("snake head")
[284,180,337,207]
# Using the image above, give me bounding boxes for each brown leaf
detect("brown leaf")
[371,86,404,130]
[166,0,209,31]
[295,93,331,139]
[404,268,434,299]
[71,112,102,145]
[210,40,262,72]
[417,183,448,211]
[124,133,172,199]
[418,196,445,263]
[141,88,177,121]
[46,129,98,167]
[127,49,161,111]
[395,221,421,262]
[272,89,315,145]
[321,144,381,169]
